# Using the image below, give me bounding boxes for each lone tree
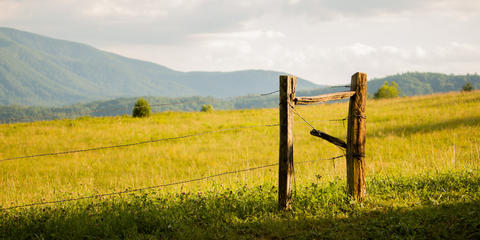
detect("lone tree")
[374,81,401,99]
[201,104,214,112]
[132,97,151,118]
[462,81,473,91]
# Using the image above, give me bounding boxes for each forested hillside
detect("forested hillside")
[1,28,479,123]
[368,72,480,96]
[1,71,479,123]
[0,27,319,106]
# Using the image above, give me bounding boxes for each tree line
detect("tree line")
[1,72,478,123]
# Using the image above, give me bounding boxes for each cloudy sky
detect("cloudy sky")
[1,0,479,85]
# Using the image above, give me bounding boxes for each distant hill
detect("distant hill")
[1,28,479,123]
[2,71,479,123]
[0,27,320,106]
[368,72,480,96]
[278,72,480,99]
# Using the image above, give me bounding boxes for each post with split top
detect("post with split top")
[346,72,367,202]
[278,75,297,210]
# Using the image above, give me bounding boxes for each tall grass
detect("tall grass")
[0,91,479,207]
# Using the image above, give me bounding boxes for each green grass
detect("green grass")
[1,171,479,239]
[0,90,479,239]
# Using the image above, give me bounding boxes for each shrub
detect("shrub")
[374,81,401,99]
[132,97,151,118]
[201,104,214,112]
[462,81,473,92]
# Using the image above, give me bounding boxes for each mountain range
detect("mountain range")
[0,26,479,123]
[0,27,320,106]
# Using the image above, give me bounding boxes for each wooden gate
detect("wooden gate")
[278,72,367,210]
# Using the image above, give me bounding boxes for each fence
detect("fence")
[278,73,367,209]
[0,74,366,211]
[0,90,282,124]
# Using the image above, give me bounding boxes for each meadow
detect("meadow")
[0,90,479,239]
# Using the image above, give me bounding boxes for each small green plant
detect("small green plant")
[374,81,401,99]
[462,81,473,91]
[201,104,214,112]
[132,97,151,118]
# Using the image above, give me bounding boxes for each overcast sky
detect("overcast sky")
[1,0,479,85]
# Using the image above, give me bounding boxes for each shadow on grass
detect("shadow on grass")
[1,173,479,239]
[243,201,480,240]
[368,116,480,137]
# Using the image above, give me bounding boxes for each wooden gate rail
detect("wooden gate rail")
[309,129,347,149]
[294,91,355,105]
[278,72,367,210]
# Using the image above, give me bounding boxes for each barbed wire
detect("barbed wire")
[0,154,345,211]
[259,90,280,96]
[316,117,348,128]
[289,103,316,130]
[328,84,350,89]
[104,89,281,111]
[294,118,348,128]
[328,117,347,122]
[0,123,279,163]
[289,103,347,130]
[289,103,348,153]
[0,87,351,211]
[1,89,282,122]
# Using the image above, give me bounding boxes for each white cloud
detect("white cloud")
[83,1,168,19]
[344,43,377,56]
[194,30,285,40]
[0,1,22,21]
[288,0,302,5]
[1,0,479,85]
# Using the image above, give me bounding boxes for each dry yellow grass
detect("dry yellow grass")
[0,90,479,207]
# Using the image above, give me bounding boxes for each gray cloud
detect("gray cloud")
[1,0,266,45]
[3,0,478,45]
[0,0,479,84]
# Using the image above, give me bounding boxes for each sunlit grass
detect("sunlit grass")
[0,90,479,207]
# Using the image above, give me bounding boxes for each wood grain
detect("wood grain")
[310,129,347,149]
[278,75,296,210]
[346,72,367,202]
[294,91,355,105]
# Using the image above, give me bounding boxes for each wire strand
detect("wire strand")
[288,103,316,130]
[0,154,344,211]
[3,89,282,123]
[0,124,279,163]
[259,90,280,96]
[328,84,350,88]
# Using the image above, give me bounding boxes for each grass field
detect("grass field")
[1,90,479,239]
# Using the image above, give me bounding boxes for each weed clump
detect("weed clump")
[462,81,473,92]
[374,81,401,99]
[201,104,214,112]
[132,97,151,118]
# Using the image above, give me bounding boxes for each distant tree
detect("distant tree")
[462,81,473,91]
[374,81,401,99]
[201,104,214,112]
[132,97,151,118]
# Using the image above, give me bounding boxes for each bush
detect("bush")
[132,98,151,118]
[374,81,401,99]
[201,104,214,112]
[462,81,473,91]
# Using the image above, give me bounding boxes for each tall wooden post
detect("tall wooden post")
[279,75,297,210]
[346,72,367,202]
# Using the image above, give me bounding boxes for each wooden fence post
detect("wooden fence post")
[279,75,297,210]
[346,72,367,202]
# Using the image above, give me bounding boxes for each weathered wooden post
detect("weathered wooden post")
[279,75,297,210]
[346,72,367,201]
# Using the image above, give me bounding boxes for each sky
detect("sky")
[1,0,479,85]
